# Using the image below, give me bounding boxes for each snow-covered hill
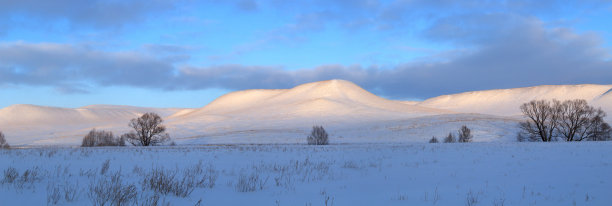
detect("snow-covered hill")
[0,80,610,145]
[174,80,447,120]
[0,104,181,145]
[418,84,612,118]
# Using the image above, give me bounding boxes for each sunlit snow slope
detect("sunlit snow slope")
[174,80,446,120]
[0,104,181,145]
[418,84,612,118]
[0,80,610,145]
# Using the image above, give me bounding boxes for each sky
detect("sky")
[0,0,611,108]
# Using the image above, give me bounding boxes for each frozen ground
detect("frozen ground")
[1,142,610,205]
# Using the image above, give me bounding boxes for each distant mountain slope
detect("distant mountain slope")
[418,84,612,117]
[173,79,448,121]
[0,104,179,126]
[0,104,182,145]
[1,80,610,146]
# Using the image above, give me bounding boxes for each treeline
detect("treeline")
[82,112,172,147]
[518,99,611,142]
[429,125,473,143]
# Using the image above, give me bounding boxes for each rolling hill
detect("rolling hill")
[0,80,610,145]
[418,84,612,117]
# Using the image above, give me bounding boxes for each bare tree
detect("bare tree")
[516,131,540,142]
[586,116,612,141]
[81,129,124,147]
[443,132,455,143]
[307,126,329,145]
[457,125,473,143]
[429,136,439,143]
[0,131,9,149]
[519,100,560,142]
[586,115,612,141]
[519,99,611,142]
[556,100,611,141]
[125,113,170,146]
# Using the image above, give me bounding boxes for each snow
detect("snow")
[418,84,612,117]
[177,79,446,119]
[0,143,610,205]
[0,80,610,146]
[0,104,182,145]
[1,80,611,205]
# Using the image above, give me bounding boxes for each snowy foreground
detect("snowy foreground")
[1,142,611,206]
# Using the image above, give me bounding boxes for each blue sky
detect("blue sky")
[0,0,611,108]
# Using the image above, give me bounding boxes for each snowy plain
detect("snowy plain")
[1,143,611,206]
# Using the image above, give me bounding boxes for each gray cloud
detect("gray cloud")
[0,0,176,30]
[236,0,258,11]
[0,13,611,98]
[261,0,612,33]
[0,42,176,92]
[180,14,612,98]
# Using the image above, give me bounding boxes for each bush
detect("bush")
[457,125,473,143]
[140,164,218,198]
[81,129,125,147]
[307,126,329,145]
[88,172,138,206]
[0,131,10,149]
[235,172,268,192]
[2,167,19,184]
[443,133,455,143]
[429,136,439,143]
[141,167,194,197]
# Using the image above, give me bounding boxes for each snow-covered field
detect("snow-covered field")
[1,142,610,205]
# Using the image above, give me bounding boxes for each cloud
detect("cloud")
[0,42,176,92]
[0,13,611,99]
[0,0,177,30]
[236,0,258,11]
[180,14,612,98]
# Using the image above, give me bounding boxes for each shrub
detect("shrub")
[139,164,217,198]
[81,129,125,147]
[88,172,138,206]
[235,172,268,192]
[458,125,473,143]
[517,132,540,142]
[443,133,455,143]
[47,181,78,205]
[2,167,19,184]
[0,131,9,149]
[429,136,439,143]
[307,126,329,145]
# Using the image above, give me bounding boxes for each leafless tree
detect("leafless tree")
[519,99,611,142]
[307,126,329,145]
[81,129,124,147]
[0,131,9,149]
[586,115,612,141]
[443,132,455,143]
[125,113,170,146]
[519,100,560,142]
[516,131,540,142]
[457,125,473,143]
[556,100,609,141]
